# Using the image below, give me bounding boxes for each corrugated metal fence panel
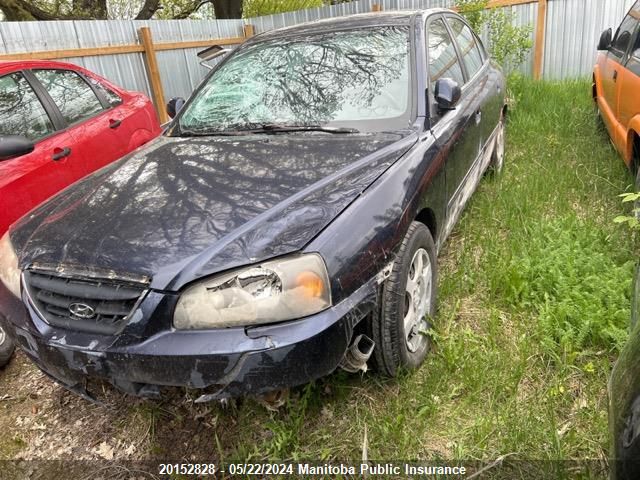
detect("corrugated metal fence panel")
[507,2,538,77]
[0,20,80,54]
[543,0,636,79]
[70,20,149,98]
[0,18,243,100]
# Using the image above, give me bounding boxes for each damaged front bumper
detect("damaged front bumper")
[1,276,379,402]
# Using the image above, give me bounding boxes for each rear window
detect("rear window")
[33,69,104,125]
[88,77,122,107]
[0,73,55,141]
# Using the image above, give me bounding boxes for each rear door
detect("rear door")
[84,74,157,153]
[425,15,482,242]
[29,69,127,175]
[0,71,76,233]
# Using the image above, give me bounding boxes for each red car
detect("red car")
[0,60,161,235]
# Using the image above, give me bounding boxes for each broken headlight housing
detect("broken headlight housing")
[0,232,21,298]
[173,253,331,329]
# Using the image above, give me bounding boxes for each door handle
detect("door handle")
[109,119,122,129]
[613,70,618,81]
[52,147,71,161]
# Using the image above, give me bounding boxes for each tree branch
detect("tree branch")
[135,0,161,20]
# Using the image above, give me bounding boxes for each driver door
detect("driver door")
[425,15,481,243]
[599,10,639,154]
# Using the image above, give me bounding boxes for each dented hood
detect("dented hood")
[12,132,416,290]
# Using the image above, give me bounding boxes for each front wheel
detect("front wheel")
[0,316,15,368]
[369,221,437,377]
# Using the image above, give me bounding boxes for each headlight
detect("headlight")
[0,232,21,298]
[174,253,331,329]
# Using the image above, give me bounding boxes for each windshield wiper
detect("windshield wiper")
[252,123,360,134]
[177,124,359,137]
[177,129,246,137]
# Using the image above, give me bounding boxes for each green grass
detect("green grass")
[0,435,27,459]
[180,77,635,465]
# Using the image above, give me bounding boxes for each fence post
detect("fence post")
[372,4,382,12]
[243,24,255,38]
[138,26,168,124]
[533,0,547,80]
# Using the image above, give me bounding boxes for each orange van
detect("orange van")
[594,0,640,182]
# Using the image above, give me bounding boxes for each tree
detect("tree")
[242,0,323,18]
[456,0,533,71]
[0,0,243,20]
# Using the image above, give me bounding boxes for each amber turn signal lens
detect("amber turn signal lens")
[296,271,324,298]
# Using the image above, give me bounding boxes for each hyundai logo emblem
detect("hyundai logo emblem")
[69,303,96,319]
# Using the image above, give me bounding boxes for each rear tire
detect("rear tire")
[489,117,505,174]
[369,221,437,377]
[0,316,15,368]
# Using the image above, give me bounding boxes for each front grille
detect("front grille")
[24,270,147,335]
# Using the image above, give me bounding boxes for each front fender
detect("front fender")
[307,129,441,303]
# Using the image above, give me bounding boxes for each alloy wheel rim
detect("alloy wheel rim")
[0,324,5,347]
[404,248,432,353]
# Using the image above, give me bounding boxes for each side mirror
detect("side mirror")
[598,28,612,50]
[0,135,34,161]
[166,97,186,119]
[434,78,462,111]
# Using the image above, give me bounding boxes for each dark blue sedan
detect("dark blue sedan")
[0,9,506,402]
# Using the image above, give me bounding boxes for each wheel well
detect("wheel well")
[415,208,437,240]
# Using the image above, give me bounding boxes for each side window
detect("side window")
[88,77,122,107]
[33,69,104,125]
[0,73,55,141]
[427,18,466,90]
[611,15,638,56]
[447,16,485,79]
[633,27,640,60]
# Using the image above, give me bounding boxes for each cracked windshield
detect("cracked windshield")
[178,26,411,133]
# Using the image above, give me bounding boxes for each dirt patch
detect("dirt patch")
[0,351,250,463]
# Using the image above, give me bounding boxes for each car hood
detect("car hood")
[12,132,417,290]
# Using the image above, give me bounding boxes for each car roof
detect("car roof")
[0,59,129,95]
[0,59,83,75]
[251,9,451,41]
